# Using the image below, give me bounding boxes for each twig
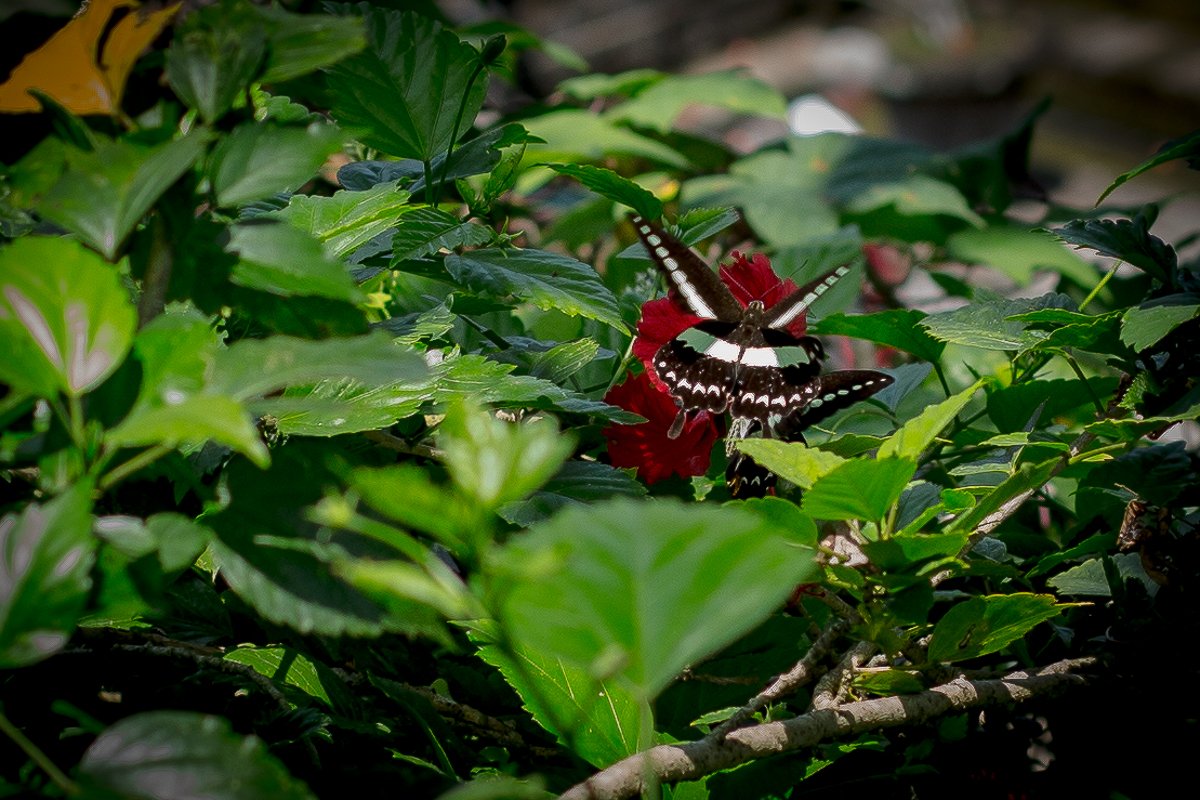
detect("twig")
[0,707,78,795]
[560,657,1096,800]
[809,640,875,711]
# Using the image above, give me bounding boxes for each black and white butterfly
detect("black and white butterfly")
[631,215,893,496]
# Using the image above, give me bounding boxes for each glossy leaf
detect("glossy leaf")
[445,248,627,332]
[438,402,575,510]
[474,634,649,768]
[210,122,345,207]
[224,646,336,708]
[0,483,96,668]
[79,711,315,799]
[812,309,945,362]
[265,379,428,438]
[0,236,135,397]
[545,163,663,221]
[803,457,917,522]
[326,8,486,160]
[37,131,209,258]
[493,498,817,699]
[270,181,414,259]
[878,382,980,460]
[927,593,1064,663]
[228,221,363,302]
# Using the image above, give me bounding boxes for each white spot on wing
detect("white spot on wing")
[704,339,741,363]
[740,347,779,367]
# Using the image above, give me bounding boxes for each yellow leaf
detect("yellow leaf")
[0,0,178,115]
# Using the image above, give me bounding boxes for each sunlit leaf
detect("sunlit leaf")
[269,180,414,259]
[522,109,688,168]
[734,440,846,491]
[803,457,917,522]
[927,593,1065,663]
[878,382,980,460]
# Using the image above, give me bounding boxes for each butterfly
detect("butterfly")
[631,215,894,496]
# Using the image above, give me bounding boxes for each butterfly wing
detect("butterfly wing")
[763,264,852,331]
[631,215,742,321]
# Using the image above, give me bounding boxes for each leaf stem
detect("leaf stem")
[1079,260,1122,313]
[0,707,78,795]
[433,60,488,205]
[1063,352,1105,415]
[98,444,173,491]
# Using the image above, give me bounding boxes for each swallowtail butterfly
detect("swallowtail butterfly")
[631,215,894,497]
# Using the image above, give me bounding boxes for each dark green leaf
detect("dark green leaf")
[38,131,210,258]
[390,207,494,261]
[927,593,1065,663]
[920,292,1074,351]
[79,711,315,799]
[211,122,345,207]
[445,248,627,331]
[326,9,487,160]
[269,181,414,259]
[803,458,917,522]
[1052,208,1177,285]
[253,4,366,83]
[224,646,337,708]
[812,309,945,362]
[947,459,1059,534]
[165,1,266,123]
[0,236,135,397]
[1098,130,1200,203]
[227,221,363,302]
[985,377,1117,433]
[494,498,817,699]
[0,483,96,668]
[545,163,662,221]
[1121,303,1200,351]
[1047,554,1155,597]
[497,460,647,527]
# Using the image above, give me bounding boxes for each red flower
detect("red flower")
[602,371,720,484]
[632,250,806,388]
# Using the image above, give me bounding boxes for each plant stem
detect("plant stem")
[422,159,435,207]
[0,708,78,795]
[98,444,173,491]
[433,60,488,205]
[1063,352,1105,415]
[1079,261,1121,312]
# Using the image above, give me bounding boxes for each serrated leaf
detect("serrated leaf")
[211,122,345,207]
[326,8,486,160]
[803,457,917,521]
[37,130,209,258]
[1052,209,1176,285]
[525,338,601,383]
[734,440,846,491]
[920,293,1073,351]
[1098,130,1200,203]
[227,221,363,302]
[812,309,945,361]
[607,70,786,133]
[439,401,574,510]
[473,635,648,768]
[544,163,662,221]
[0,236,135,397]
[265,379,428,438]
[269,181,414,259]
[79,711,316,799]
[0,483,96,668]
[445,247,627,331]
[946,225,1096,286]
[493,498,817,699]
[224,646,336,708]
[1120,303,1200,351]
[390,207,493,261]
[879,382,980,460]
[947,458,1059,534]
[927,593,1065,663]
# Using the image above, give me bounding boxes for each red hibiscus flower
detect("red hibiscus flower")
[632,250,806,389]
[602,370,721,485]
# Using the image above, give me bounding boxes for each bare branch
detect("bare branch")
[560,657,1096,800]
[810,640,874,711]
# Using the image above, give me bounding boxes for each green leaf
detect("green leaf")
[525,338,602,383]
[852,669,925,696]
[252,4,366,83]
[390,206,494,261]
[224,646,336,708]
[1052,208,1176,285]
[266,379,427,438]
[350,464,470,551]
[947,458,1059,534]
[211,122,345,207]
[227,221,363,302]
[1085,402,1200,440]
[474,634,648,768]
[497,460,648,527]
[79,711,315,799]
[920,292,1073,351]
[522,109,688,168]
[439,402,575,510]
[879,382,980,460]
[844,174,984,227]
[736,496,820,547]
[0,483,96,668]
[37,131,209,258]
[945,225,1096,286]
[105,312,268,467]
[1121,303,1200,351]
[927,593,1065,663]
[165,1,267,123]
[734,440,846,491]
[985,377,1115,433]
[494,498,816,699]
[0,237,136,398]
[559,69,664,101]
[326,8,486,160]
[544,163,662,221]
[1098,130,1200,203]
[811,309,945,362]
[803,458,917,522]
[210,331,427,402]
[1047,554,1154,597]
[269,180,414,259]
[445,248,627,332]
[607,70,786,133]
